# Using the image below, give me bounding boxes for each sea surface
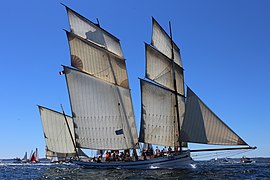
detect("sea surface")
[0,158,269,179]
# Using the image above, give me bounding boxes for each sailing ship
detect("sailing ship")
[39,5,256,169]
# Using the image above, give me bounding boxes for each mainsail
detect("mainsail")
[181,87,247,145]
[63,6,138,150]
[38,106,76,155]
[139,80,185,147]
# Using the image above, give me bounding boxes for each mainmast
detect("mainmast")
[169,21,183,152]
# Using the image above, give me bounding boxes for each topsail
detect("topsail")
[66,7,124,58]
[67,31,129,88]
[151,18,183,67]
[145,43,184,95]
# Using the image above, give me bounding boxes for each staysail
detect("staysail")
[181,87,247,145]
[38,106,76,154]
[66,6,124,58]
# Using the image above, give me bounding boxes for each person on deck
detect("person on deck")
[168,146,172,154]
[155,146,160,157]
[105,151,110,162]
[132,149,138,161]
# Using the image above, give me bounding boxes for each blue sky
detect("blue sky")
[0,0,269,159]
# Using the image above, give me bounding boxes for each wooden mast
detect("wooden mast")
[169,21,183,153]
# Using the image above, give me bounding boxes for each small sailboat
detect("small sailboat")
[28,148,39,163]
[21,152,28,163]
[240,156,254,163]
[39,5,256,169]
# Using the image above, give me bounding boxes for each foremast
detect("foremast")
[62,5,138,151]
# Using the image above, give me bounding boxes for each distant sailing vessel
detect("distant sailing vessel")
[21,152,28,163]
[30,148,39,163]
[240,156,254,163]
[39,5,256,169]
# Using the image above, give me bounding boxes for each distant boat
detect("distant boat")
[39,5,256,169]
[240,156,254,163]
[21,152,28,163]
[30,148,39,163]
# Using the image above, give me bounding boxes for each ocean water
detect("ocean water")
[0,158,269,179]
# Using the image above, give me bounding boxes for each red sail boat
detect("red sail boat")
[30,148,39,163]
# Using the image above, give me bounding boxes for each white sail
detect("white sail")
[64,66,138,150]
[67,32,129,88]
[139,80,185,147]
[66,7,124,58]
[22,152,27,161]
[181,87,247,145]
[38,106,76,154]
[151,18,182,67]
[145,43,184,95]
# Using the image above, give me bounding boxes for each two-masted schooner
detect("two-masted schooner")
[38,5,255,169]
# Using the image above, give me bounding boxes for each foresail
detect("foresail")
[151,18,182,67]
[67,32,129,88]
[181,87,248,145]
[64,67,138,150]
[145,43,184,95]
[66,7,124,58]
[139,79,185,147]
[38,106,76,154]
